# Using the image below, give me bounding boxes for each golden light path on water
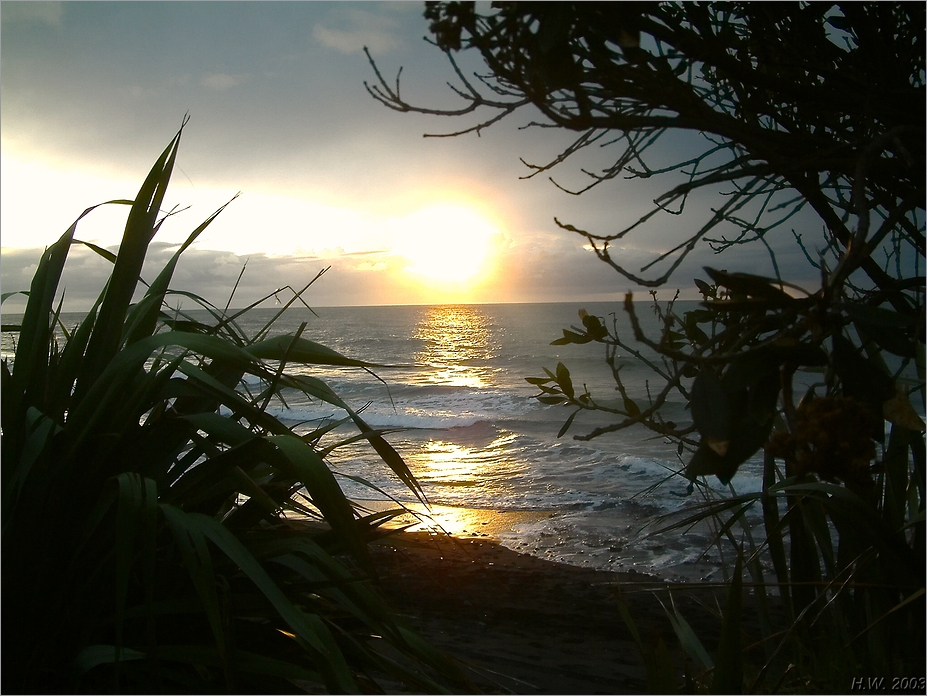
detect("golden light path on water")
[369,305,537,535]
[407,305,511,483]
[408,429,520,487]
[359,500,554,539]
[411,305,498,389]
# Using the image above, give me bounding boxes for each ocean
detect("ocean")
[3,301,769,581]
[234,301,767,581]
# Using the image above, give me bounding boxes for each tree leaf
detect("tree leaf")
[537,395,566,405]
[556,362,574,399]
[704,267,792,302]
[580,312,608,340]
[883,385,926,432]
[551,329,592,345]
[832,334,893,440]
[690,369,731,443]
[694,278,713,297]
[558,409,580,438]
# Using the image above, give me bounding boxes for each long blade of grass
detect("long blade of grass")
[246,269,328,343]
[160,505,226,658]
[257,321,308,414]
[660,593,715,671]
[164,437,268,504]
[711,554,743,694]
[161,289,251,344]
[646,630,679,695]
[613,586,645,651]
[2,407,62,523]
[652,492,761,536]
[77,121,185,400]
[338,406,427,505]
[247,334,387,368]
[761,449,791,614]
[75,239,119,264]
[48,298,102,421]
[883,422,912,532]
[180,412,258,448]
[124,194,239,346]
[140,472,159,668]
[318,426,406,458]
[113,473,159,681]
[1,290,29,305]
[8,204,121,404]
[785,498,820,614]
[171,362,288,434]
[267,434,371,573]
[228,466,284,516]
[224,259,248,313]
[4,230,72,466]
[163,507,358,692]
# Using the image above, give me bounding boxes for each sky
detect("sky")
[1,1,822,312]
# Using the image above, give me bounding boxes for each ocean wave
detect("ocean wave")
[212,304,782,575]
[266,402,494,430]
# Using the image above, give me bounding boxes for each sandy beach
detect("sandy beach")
[368,528,727,694]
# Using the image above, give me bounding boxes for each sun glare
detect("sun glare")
[393,205,499,284]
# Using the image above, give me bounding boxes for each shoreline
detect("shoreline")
[368,529,727,694]
[353,498,727,583]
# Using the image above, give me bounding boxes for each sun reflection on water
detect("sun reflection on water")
[360,499,552,538]
[372,306,526,524]
[412,305,499,389]
[401,429,524,508]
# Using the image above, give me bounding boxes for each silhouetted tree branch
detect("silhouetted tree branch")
[369,5,925,684]
[367,2,924,296]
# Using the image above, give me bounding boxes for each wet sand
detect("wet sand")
[369,530,726,694]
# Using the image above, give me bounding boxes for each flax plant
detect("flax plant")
[1,122,469,694]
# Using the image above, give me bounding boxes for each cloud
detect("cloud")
[200,73,246,91]
[0,233,627,314]
[312,9,401,55]
[1,217,752,318]
[0,243,397,314]
[1,1,64,28]
[355,260,388,272]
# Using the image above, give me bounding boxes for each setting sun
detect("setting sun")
[393,204,499,283]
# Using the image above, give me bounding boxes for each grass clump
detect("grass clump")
[1,120,468,694]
